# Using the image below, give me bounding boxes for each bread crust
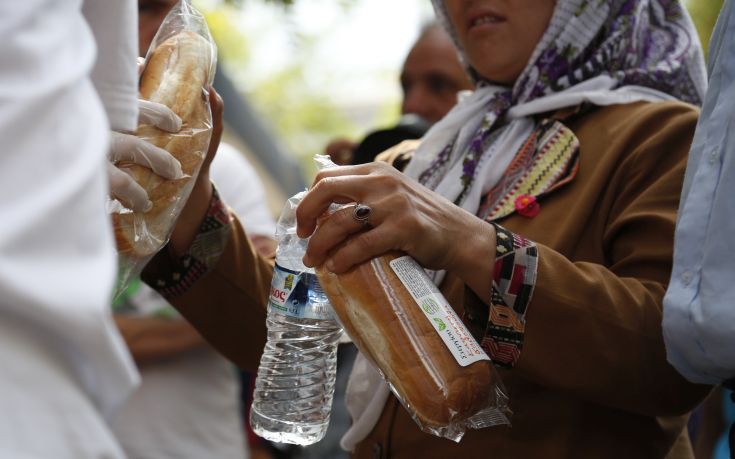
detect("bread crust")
[113,31,214,258]
[317,252,494,428]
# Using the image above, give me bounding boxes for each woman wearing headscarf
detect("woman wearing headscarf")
[144,0,712,457]
[291,1,712,456]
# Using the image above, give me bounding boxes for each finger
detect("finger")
[135,138,184,179]
[107,163,152,212]
[296,175,370,238]
[110,132,183,179]
[202,86,224,172]
[322,224,398,274]
[296,163,385,238]
[307,162,381,189]
[209,86,224,120]
[303,204,375,268]
[138,99,182,132]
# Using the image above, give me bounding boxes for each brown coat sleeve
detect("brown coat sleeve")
[143,215,273,371]
[504,102,711,417]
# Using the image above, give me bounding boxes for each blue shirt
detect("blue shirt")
[663,0,735,385]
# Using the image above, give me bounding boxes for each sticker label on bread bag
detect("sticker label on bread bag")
[268,263,334,320]
[389,256,490,367]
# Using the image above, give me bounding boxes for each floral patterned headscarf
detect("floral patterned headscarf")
[432,0,707,105]
[404,0,707,208]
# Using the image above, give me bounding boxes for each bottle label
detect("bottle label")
[389,256,490,367]
[269,263,334,320]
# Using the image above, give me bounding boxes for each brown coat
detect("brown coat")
[145,101,711,458]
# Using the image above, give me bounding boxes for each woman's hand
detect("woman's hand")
[197,85,225,183]
[168,86,223,255]
[296,162,496,297]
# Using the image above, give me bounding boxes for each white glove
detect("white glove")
[138,99,182,133]
[108,100,183,212]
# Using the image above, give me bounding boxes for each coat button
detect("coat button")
[709,149,720,164]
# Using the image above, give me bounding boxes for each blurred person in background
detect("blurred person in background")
[399,22,473,124]
[108,2,277,458]
[138,0,178,57]
[326,21,472,166]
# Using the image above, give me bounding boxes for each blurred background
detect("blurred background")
[190,0,724,213]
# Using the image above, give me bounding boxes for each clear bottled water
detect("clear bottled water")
[250,192,343,445]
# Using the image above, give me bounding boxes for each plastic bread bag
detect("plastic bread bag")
[109,0,217,298]
[306,155,511,442]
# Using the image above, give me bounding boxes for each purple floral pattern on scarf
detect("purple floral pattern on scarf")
[419,0,706,191]
[418,90,511,198]
[513,0,705,104]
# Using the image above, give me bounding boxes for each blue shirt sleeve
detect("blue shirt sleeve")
[663,0,735,385]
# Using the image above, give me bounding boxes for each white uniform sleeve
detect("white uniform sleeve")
[210,142,277,238]
[82,0,139,132]
[0,0,138,418]
[663,0,735,385]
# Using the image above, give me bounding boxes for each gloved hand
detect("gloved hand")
[108,100,183,212]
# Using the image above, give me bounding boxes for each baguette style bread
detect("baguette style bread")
[317,252,494,428]
[113,30,214,258]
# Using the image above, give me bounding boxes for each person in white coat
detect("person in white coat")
[0,1,183,457]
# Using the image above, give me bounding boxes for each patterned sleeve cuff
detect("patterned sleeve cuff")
[479,223,538,368]
[152,186,232,300]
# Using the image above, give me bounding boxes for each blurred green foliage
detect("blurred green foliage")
[202,6,250,64]
[199,0,726,181]
[197,0,368,179]
[253,61,361,177]
[687,0,725,52]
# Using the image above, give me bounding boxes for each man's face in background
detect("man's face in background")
[138,0,178,56]
[400,26,473,124]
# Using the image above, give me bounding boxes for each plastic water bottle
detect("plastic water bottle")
[250,191,343,445]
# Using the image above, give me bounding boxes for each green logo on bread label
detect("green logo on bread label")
[422,298,440,315]
[433,318,446,331]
